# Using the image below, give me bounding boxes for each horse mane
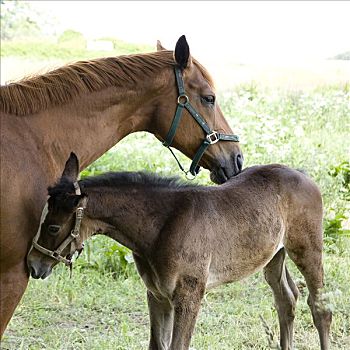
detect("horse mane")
[0,51,214,116]
[48,171,198,198]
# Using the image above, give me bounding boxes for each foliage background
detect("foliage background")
[1,1,349,349]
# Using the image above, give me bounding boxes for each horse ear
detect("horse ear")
[174,35,192,69]
[157,40,166,51]
[62,152,80,181]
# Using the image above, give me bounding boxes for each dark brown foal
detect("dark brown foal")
[27,154,332,349]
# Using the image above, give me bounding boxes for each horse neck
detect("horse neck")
[24,81,161,179]
[83,185,176,254]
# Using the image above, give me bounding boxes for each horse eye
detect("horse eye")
[48,225,61,235]
[202,95,215,104]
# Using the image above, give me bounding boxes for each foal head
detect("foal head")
[27,153,87,279]
[152,35,243,183]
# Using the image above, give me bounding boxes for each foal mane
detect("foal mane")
[49,172,198,198]
[0,51,213,116]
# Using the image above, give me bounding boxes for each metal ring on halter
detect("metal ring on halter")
[177,94,189,106]
[185,172,197,180]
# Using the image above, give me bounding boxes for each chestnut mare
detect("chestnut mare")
[0,35,242,336]
[27,153,332,350]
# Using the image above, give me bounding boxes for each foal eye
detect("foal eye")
[48,225,61,235]
[202,95,215,105]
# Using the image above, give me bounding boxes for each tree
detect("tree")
[332,51,350,60]
[1,0,40,40]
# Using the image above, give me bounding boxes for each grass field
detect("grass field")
[1,48,350,349]
[2,252,349,350]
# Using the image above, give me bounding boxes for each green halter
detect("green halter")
[163,67,239,177]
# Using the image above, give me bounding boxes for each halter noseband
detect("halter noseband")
[163,66,239,177]
[30,182,87,266]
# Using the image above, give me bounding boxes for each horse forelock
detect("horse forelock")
[0,51,214,116]
[48,176,76,198]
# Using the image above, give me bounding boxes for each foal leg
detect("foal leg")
[264,248,298,350]
[286,243,332,350]
[147,291,174,350]
[170,275,205,350]
[133,254,174,349]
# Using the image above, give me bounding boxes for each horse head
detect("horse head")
[151,35,243,183]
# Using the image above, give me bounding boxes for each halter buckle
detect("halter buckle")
[76,207,84,219]
[52,251,60,259]
[206,131,219,145]
[71,229,79,238]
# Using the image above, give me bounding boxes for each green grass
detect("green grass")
[2,253,349,349]
[2,83,349,349]
[1,39,154,60]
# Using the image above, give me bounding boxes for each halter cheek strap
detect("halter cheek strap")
[163,67,239,177]
[27,201,49,259]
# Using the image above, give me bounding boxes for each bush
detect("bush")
[323,161,350,254]
[219,86,349,253]
[57,29,86,50]
[76,236,136,278]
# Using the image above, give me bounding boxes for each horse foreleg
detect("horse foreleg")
[147,290,174,350]
[0,261,29,337]
[264,248,298,350]
[170,275,205,350]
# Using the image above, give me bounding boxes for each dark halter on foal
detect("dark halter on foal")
[163,67,240,177]
[30,182,87,267]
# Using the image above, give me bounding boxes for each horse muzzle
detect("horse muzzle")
[27,255,53,279]
[210,152,244,184]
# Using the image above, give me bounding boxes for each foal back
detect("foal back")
[189,165,322,287]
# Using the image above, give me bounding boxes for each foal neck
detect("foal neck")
[80,174,189,254]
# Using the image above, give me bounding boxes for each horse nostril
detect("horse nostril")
[30,265,39,279]
[236,154,243,172]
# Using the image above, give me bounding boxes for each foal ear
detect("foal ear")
[174,35,192,69]
[62,152,80,181]
[157,40,166,51]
